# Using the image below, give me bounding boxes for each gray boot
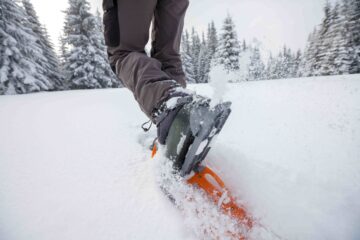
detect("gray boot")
[157,96,232,176]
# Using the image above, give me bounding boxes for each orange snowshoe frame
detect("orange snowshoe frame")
[151,144,253,236]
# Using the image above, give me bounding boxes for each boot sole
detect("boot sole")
[180,102,232,176]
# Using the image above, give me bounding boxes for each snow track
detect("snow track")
[0,75,360,239]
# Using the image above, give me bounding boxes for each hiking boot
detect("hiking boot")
[157,96,232,176]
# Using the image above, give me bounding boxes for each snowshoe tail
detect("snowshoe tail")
[151,147,253,237]
[187,165,253,230]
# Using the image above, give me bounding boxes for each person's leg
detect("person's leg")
[103,0,185,121]
[151,0,189,88]
[103,0,232,176]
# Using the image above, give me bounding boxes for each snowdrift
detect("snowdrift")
[0,75,359,239]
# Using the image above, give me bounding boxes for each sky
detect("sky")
[30,0,335,54]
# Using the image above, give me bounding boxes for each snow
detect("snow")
[209,48,253,83]
[209,66,229,106]
[154,150,249,239]
[196,139,209,155]
[209,64,241,83]
[166,96,182,109]
[177,133,187,155]
[0,74,360,239]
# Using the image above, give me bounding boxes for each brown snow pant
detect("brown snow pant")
[102,0,189,121]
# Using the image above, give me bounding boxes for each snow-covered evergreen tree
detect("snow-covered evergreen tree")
[217,14,241,73]
[319,2,345,75]
[273,51,285,79]
[181,30,196,83]
[293,50,303,77]
[181,27,213,83]
[190,28,201,58]
[197,33,211,83]
[62,0,119,89]
[300,28,320,77]
[281,46,293,78]
[247,47,265,81]
[242,40,247,51]
[92,9,121,87]
[266,47,301,80]
[346,0,360,74]
[190,28,202,83]
[95,9,103,33]
[207,21,218,58]
[331,0,355,75]
[58,33,68,70]
[313,0,333,76]
[22,0,64,90]
[265,54,277,80]
[300,0,360,76]
[0,0,53,94]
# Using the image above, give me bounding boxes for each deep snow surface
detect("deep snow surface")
[0,75,360,239]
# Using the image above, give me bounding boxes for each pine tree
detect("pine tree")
[293,50,302,77]
[62,0,119,89]
[266,47,300,80]
[313,0,333,76]
[300,28,320,77]
[58,33,68,70]
[22,0,64,90]
[277,54,285,79]
[266,54,277,79]
[346,0,360,74]
[200,21,219,83]
[197,33,211,83]
[242,40,247,51]
[95,9,104,33]
[0,0,53,94]
[207,21,218,58]
[181,30,196,83]
[217,14,241,73]
[331,0,353,74]
[92,9,120,87]
[282,46,301,79]
[247,47,265,81]
[190,28,201,83]
[300,0,360,76]
[281,46,292,78]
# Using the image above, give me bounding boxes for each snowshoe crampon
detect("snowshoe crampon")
[151,144,253,239]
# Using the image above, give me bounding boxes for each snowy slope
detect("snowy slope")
[0,75,360,240]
